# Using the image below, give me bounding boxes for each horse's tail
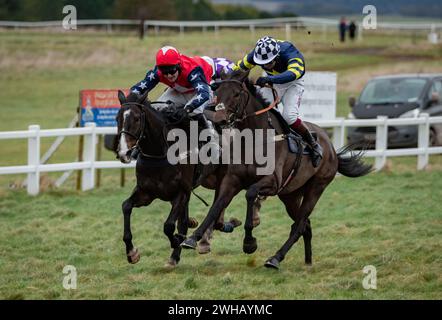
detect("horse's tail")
[336,144,373,178]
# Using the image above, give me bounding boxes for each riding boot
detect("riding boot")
[291,120,323,168]
[192,113,221,184]
[194,113,221,160]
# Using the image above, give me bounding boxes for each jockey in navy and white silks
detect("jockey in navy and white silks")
[232,36,323,167]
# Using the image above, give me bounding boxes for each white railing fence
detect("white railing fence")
[1,114,442,195]
[1,17,441,36]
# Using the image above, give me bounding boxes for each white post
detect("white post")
[214,25,219,38]
[154,25,159,35]
[417,113,430,170]
[249,24,255,40]
[358,24,363,42]
[375,116,388,171]
[333,117,345,150]
[27,125,40,195]
[285,23,291,40]
[82,122,97,191]
[179,24,184,37]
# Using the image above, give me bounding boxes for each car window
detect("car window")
[360,78,427,104]
[428,80,442,99]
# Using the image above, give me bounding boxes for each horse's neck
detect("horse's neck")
[243,97,271,129]
[139,107,167,154]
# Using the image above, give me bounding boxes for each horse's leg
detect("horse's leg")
[181,175,242,249]
[265,179,328,269]
[243,177,278,254]
[279,188,313,265]
[252,198,263,227]
[122,186,153,264]
[198,221,214,254]
[197,180,243,254]
[167,198,190,267]
[163,192,189,251]
[303,219,313,265]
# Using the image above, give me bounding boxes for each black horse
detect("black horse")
[116,91,248,267]
[181,71,372,269]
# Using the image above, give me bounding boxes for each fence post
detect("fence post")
[375,116,388,171]
[82,122,97,191]
[417,113,430,170]
[249,24,255,40]
[27,125,40,195]
[333,117,345,150]
[180,24,184,37]
[285,23,291,40]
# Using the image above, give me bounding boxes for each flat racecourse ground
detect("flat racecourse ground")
[0,27,441,299]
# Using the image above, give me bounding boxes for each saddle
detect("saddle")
[268,108,317,155]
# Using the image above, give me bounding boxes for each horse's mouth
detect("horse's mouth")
[117,149,133,164]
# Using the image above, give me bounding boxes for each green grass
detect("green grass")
[0,28,441,299]
[0,171,440,299]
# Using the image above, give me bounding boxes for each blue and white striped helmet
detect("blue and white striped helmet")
[253,36,280,65]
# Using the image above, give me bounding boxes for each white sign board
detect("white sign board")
[300,71,337,121]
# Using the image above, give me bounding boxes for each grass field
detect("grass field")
[0,170,440,299]
[0,27,441,299]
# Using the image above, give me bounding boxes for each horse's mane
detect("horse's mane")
[226,70,271,109]
[243,78,271,108]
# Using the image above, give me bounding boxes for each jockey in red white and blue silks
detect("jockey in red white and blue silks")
[233,36,323,167]
[131,46,233,116]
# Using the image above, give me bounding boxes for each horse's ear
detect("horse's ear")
[237,70,250,83]
[118,90,126,105]
[230,69,250,83]
[220,68,228,80]
[137,91,149,104]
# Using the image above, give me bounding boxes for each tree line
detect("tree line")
[0,0,296,21]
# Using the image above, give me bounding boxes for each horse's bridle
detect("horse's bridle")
[118,102,168,159]
[214,79,279,127]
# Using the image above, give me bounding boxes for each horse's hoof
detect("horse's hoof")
[164,258,178,268]
[264,257,280,269]
[188,217,199,229]
[197,244,211,254]
[229,218,242,228]
[243,237,257,254]
[181,237,197,250]
[127,248,140,264]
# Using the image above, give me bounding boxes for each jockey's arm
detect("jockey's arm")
[130,67,160,95]
[232,50,256,72]
[184,67,211,112]
[267,57,305,84]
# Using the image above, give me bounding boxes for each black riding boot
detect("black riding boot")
[193,113,221,159]
[291,121,323,168]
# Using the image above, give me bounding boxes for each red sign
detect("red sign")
[79,89,129,127]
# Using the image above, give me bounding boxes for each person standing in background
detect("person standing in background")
[349,21,357,41]
[339,17,347,42]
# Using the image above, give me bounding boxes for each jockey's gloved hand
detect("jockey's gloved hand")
[184,105,194,115]
[256,77,272,87]
[175,108,188,120]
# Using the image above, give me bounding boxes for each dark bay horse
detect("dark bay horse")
[116,90,248,267]
[181,71,372,269]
